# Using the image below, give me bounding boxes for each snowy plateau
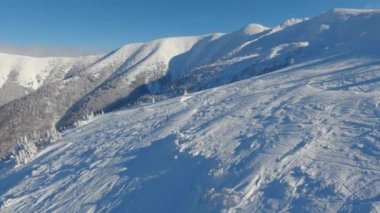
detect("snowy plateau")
[0,8,379,213]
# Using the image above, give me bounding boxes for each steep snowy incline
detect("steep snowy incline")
[0,55,379,212]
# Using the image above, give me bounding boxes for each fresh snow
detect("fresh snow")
[239,24,269,36]
[0,53,101,105]
[0,8,380,213]
[270,18,309,34]
[0,53,67,89]
[0,53,100,90]
[0,55,379,212]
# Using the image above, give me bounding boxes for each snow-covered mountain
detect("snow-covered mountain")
[1,50,379,212]
[0,35,219,159]
[0,53,101,106]
[58,8,380,128]
[0,8,379,212]
[3,8,378,110]
[1,7,380,165]
[56,35,219,127]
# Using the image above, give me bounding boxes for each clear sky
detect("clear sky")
[0,0,379,56]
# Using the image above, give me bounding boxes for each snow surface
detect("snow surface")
[239,24,269,36]
[0,8,380,213]
[0,52,101,106]
[270,18,309,34]
[0,53,66,89]
[0,55,379,212]
[80,35,211,79]
[0,53,100,90]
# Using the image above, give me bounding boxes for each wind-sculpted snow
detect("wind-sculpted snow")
[0,56,379,212]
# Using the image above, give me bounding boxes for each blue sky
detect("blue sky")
[0,0,379,56]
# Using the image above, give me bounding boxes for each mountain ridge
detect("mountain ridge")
[0,8,379,212]
[0,8,379,162]
[1,53,379,212]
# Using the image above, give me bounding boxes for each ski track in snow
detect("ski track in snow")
[0,56,379,212]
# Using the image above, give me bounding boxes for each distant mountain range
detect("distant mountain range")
[0,8,379,161]
[0,8,380,213]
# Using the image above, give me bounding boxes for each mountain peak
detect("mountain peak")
[239,23,269,36]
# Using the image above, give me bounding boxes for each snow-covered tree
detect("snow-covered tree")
[14,135,38,166]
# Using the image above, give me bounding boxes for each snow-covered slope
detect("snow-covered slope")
[165,8,380,95]
[57,35,217,127]
[58,8,380,129]
[0,54,379,212]
[0,53,71,90]
[0,9,379,211]
[0,35,221,160]
[0,8,377,154]
[0,53,100,105]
